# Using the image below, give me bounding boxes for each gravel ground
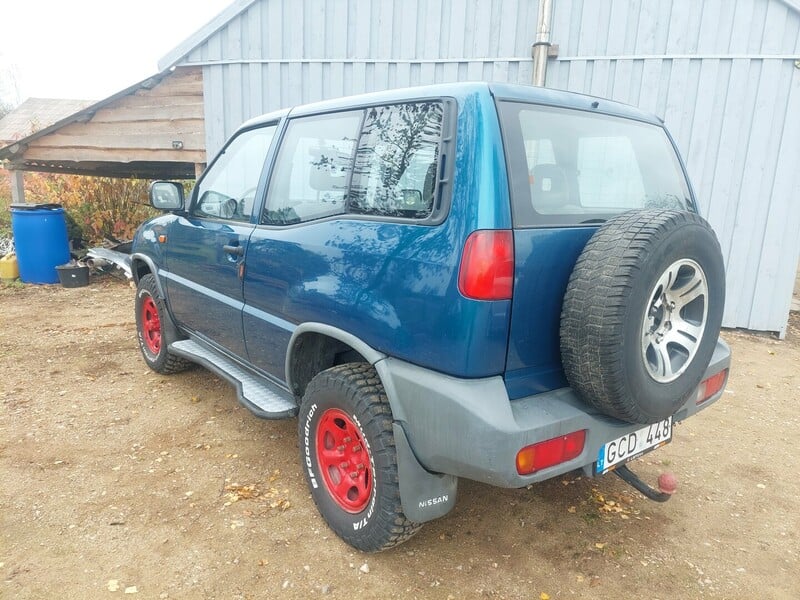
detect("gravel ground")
[1,277,798,599]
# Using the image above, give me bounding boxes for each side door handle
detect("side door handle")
[223,244,244,257]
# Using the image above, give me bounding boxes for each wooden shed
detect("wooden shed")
[0,67,206,203]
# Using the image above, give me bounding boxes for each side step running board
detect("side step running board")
[170,339,298,419]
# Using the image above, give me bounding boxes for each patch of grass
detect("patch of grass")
[1,278,24,290]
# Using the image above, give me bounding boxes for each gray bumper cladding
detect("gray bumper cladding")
[377,339,731,489]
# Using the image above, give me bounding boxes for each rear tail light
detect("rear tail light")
[516,430,586,475]
[696,369,728,405]
[458,230,514,300]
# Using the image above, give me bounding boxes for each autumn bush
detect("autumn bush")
[0,167,159,246]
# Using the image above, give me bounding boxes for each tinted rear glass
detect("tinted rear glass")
[498,101,692,227]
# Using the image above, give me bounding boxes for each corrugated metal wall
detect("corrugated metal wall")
[173,0,800,336]
[181,0,538,154]
[547,0,800,336]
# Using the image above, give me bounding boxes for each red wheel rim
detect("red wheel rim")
[141,295,162,355]
[316,408,372,513]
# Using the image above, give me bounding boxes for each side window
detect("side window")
[194,125,277,221]
[349,102,443,219]
[262,111,361,225]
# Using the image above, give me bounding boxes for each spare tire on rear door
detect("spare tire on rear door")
[560,210,725,424]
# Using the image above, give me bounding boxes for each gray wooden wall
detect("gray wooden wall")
[547,0,800,336]
[180,0,538,154]
[170,0,800,336]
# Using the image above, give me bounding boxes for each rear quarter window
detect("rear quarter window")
[498,101,693,227]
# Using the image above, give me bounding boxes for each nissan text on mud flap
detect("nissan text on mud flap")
[131,82,730,552]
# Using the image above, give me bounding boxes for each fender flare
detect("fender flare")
[284,322,386,389]
[130,253,166,298]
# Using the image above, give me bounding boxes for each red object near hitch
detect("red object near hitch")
[658,472,678,495]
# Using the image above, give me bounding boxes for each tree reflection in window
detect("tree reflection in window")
[349,102,443,219]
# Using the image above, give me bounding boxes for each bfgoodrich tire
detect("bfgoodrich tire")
[560,210,725,424]
[298,363,421,552]
[135,273,190,375]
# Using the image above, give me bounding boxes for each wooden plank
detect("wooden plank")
[29,132,206,151]
[665,0,691,53]
[740,59,794,330]
[424,0,444,59]
[611,59,633,104]
[469,2,492,57]
[578,0,602,55]
[566,60,586,91]
[90,103,205,123]
[637,58,662,114]
[351,62,366,95]
[634,1,660,54]
[447,0,467,58]
[14,161,197,179]
[22,146,207,163]
[96,94,203,111]
[759,66,800,335]
[587,59,610,98]
[137,79,203,98]
[724,59,774,324]
[351,0,371,58]
[685,59,720,201]
[40,120,204,139]
[692,59,729,218]
[706,59,749,275]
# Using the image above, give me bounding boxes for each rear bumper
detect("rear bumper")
[375,338,731,488]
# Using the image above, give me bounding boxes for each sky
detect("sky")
[0,0,233,105]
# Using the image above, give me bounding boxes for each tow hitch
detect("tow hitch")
[614,464,677,502]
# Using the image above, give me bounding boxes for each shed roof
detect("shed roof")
[0,98,94,146]
[0,68,205,180]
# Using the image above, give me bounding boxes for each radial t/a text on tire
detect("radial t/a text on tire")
[560,210,726,424]
[298,363,421,552]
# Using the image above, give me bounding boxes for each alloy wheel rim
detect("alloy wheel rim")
[641,258,708,383]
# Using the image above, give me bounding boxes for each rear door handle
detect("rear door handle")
[223,244,244,257]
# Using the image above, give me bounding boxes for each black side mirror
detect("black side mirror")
[149,181,185,211]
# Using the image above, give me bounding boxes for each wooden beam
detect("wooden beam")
[9,169,25,203]
[91,103,205,123]
[13,162,197,179]
[37,119,204,138]
[29,132,206,152]
[22,146,207,163]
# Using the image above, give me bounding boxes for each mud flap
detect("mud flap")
[393,423,458,523]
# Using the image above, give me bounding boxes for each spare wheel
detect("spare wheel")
[560,210,726,424]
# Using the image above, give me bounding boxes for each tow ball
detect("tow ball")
[614,464,677,502]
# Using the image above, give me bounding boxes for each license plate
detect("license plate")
[595,417,672,474]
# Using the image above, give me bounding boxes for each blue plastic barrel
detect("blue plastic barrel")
[10,203,71,284]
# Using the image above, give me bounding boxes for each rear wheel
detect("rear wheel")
[135,274,190,374]
[298,363,421,552]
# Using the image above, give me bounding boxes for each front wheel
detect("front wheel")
[298,363,421,552]
[135,273,189,374]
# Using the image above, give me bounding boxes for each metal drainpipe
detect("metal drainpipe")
[532,0,554,86]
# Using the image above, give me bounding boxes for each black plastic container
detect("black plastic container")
[56,264,90,288]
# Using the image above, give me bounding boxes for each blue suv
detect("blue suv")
[132,82,730,552]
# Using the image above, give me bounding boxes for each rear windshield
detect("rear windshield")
[497,101,693,227]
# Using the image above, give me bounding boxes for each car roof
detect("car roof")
[238,81,661,131]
